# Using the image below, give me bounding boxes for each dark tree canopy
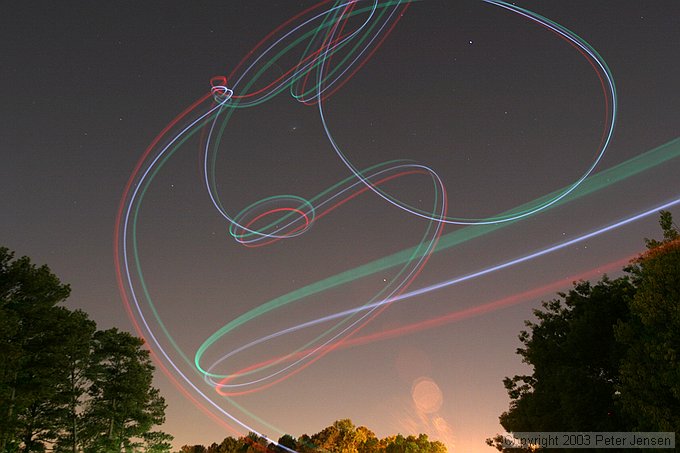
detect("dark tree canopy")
[0,247,72,452]
[0,247,171,453]
[83,328,168,453]
[487,211,680,451]
[616,216,680,432]
[499,277,635,434]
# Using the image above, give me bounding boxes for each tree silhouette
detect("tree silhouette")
[487,211,680,451]
[0,247,71,452]
[0,247,171,452]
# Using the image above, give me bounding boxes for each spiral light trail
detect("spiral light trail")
[113,1,679,449]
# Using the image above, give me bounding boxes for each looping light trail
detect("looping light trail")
[113,0,676,450]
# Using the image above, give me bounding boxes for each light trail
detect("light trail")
[204,196,680,391]
[213,254,635,396]
[112,0,678,449]
[315,0,616,225]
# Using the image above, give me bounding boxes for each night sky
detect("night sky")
[2,1,680,452]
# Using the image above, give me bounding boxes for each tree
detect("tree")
[334,420,360,453]
[486,278,637,452]
[616,212,680,432]
[180,446,208,453]
[17,306,100,453]
[382,434,443,453]
[237,432,270,453]
[497,277,635,438]
[178,435,264,453]
[310,423,340,453]
[13,306,71,453]
[180,420,446,453]
[297,434,315,453]
[0,247,71,452]
[0,246,171,453]
[271,434,298,453]
[643,210,679,249]
[488,211,680,451]
[355,427,378,453]
[52,309,97,453]
[214,436,243,453]
[143,431,175,453]
[83,328,168,453]
[303,421,445,453]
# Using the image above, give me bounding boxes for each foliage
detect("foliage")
[643,210,679,249]
[487,211,680,451]
[82,329,168,453]
[143,431,176,453]
[176,420,446,453]
[616,214,680,432]
[0,247,71,452]
[51,309,97,453]
[502,277,635,433]
[0,247,171,453]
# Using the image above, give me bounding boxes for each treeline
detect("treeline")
[487,211,680,451]
[178,419,446,453]
[0,247,172,453]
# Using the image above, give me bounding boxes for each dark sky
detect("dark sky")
[2,1,680,451]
